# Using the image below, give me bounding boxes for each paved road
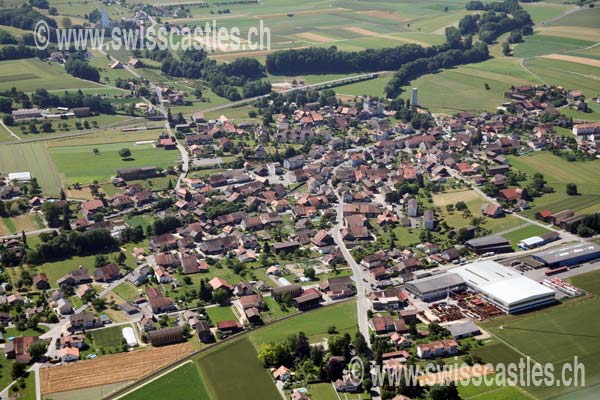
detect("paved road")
[329,164,372,348]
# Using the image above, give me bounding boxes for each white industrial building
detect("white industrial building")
[122,327,138,347]
[453,261,555,314]
[7,172,31,182]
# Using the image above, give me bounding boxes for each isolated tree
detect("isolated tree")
[566,183,578,196]
[118,148,131,158]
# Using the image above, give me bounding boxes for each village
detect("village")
[1,78,600,400]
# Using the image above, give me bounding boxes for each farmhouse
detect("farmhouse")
[12,108,42,121]
[5,336,39,364]
[453,261,556,314]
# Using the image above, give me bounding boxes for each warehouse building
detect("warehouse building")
[532,242,600,268]
[465,235,513,255]
[405,272,466,302]
[453,261,555,314]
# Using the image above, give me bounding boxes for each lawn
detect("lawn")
[5,325,49,338]
[248,300,357,346]
[481,295,600,399]
[196,337,280,400]
[308,382,369,399]
[507,153,600,217]
[0,142,63,196]
[90,325,128,348]
[260,296,300,323]
[501,225,552,250]
[433,189,525,233]
[112,282,141,302]
[205,305,237,324]
[122,362,210,400]
[49,142,178,184]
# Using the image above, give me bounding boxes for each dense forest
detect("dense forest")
[265,44,438,75]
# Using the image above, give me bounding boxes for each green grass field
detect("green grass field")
[524,58,600,99]
[91,325,127,347]
[481,293,600,399]
[433,189,525,233]
[0,59,103,92]
[401,57,538,112]
[49,142,178,184]
[514,34,596,58]
[248,299,357,346]
[501,225,552,250]
[122,362,210,400]
[569,270,600,297]
[458,375,532,400]
[196,337,280,400]
[205,305,237,324]
[0,142,63,196]
[112,282,141,302]
[507,153,600,217]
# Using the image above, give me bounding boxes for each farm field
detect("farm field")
[0,59,103,92]
[523,58,600,99]
[44,127,164,148]
[481,294,600,399]
[196,337,279,400]
[0,142,63,196]
[513,34,596,59]
[569,269,600,297]
[40,342,196,396]
[122,362,210,400]
[507,153,600,217]
[0,214,43,236]
[400,57,538,112]
[49,142,178,184]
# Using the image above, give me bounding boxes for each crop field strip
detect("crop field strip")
[40,342,196,395]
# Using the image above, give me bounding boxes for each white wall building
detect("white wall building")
[453,261,555,314]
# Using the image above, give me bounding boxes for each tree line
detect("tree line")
[144,47,271,101]
[265,43,438,75]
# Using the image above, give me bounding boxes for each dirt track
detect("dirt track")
[296,32,334,43]
[40,343,195,395]
[541,54,600,68]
